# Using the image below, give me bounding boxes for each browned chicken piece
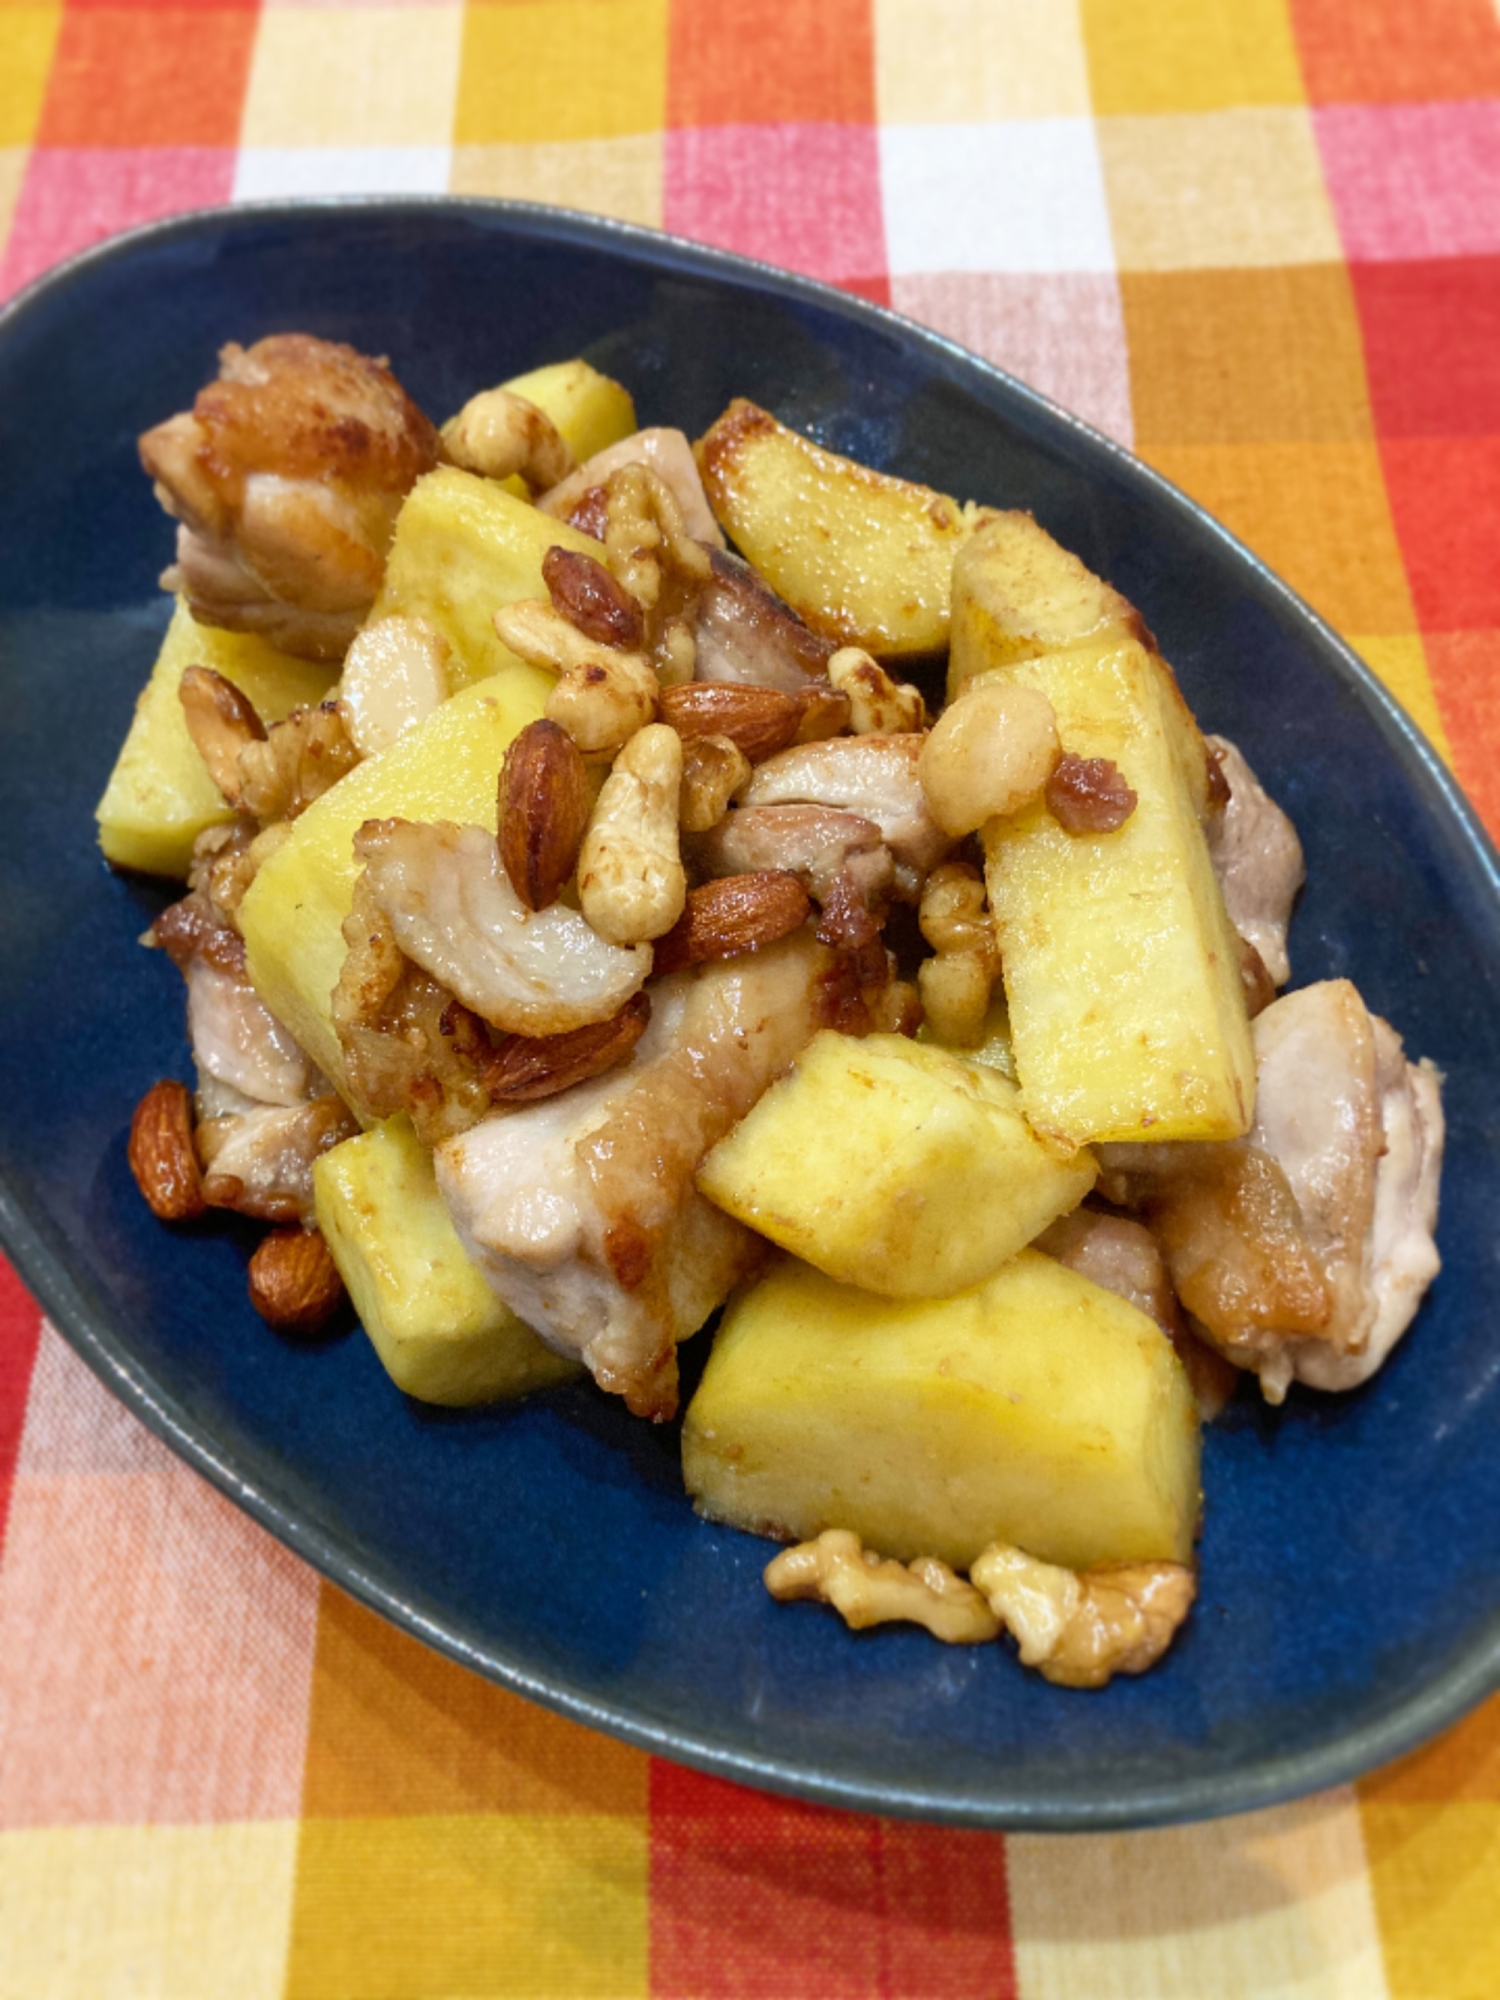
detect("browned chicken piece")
[352,819,651,1037]
[1203,736,1304,987]
[197,1096,356,1224]
[436,931,864,1421]
[139,335,440,661]
[1035,1209,1239,1419]
[692,549,837,690]
[149,886,356,1221]
[687,803,895,918]
[537,428,724,546]
[740,735,952,898]
[1098,979,1443,1401]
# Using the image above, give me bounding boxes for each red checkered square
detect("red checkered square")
[0,146,235,299]
[664,122,885,286]
[1353,258,1500,438]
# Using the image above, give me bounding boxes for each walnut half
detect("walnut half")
[970,1543,1196,1688]
[764,1530,1000,1646]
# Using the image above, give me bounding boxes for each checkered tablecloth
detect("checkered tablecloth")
[2,2,1498,1993]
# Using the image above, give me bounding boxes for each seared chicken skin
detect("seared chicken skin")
[1203,736,1304,988]
[140,335,440,661]
[151,885,356,1222]
[1099,979,1443,1401]
[437,931,854,1421]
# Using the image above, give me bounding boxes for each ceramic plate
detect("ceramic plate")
[2,200,1497,1830]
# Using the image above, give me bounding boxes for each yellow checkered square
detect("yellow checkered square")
[451,135,663,226]
[874,0,1090,121]
[1098,108,1342,270]
[457,0,667,145]
[0,7,60,147]
[1081,0,1304,115]
[0,1824,300,2000]
[241,8,465,151]
[285,1816,649,1998]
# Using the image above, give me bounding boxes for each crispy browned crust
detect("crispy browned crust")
[141,335,439,513]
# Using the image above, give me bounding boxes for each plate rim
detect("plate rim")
[3,193,1498,1831]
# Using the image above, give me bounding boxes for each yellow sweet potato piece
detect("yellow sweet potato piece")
[982,636,1255,1149]
[947,509,1144,696]
[95,600,336,876]
[696,399,984,659]
[947,521,1254,1149]
[500,358,636,467]
[682,1251,1202,1571]
[368,467,599,686]
[239,665,552,1094]
[314,1116,580,1405]
[697,1031,1094,1298]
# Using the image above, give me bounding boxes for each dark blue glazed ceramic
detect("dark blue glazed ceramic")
[1,201,1496,1830]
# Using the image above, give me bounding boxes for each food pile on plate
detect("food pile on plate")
[99,335,1444,1689]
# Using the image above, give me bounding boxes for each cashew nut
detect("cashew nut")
[339,614,451,756]
[765,1530,1000,1645]
[578,723,687,946]
[494,598,659,758]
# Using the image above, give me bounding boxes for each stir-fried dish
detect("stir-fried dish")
[100,336,1444,1690]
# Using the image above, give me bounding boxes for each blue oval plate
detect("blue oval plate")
[1,200,1497,1830]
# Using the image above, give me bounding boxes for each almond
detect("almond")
[128,1079,206,1221]
[179,666,266,805]
[248,1226,345,1334]
[658,682,806,763]
[483,990,651,1101]
[543,544,645,650]
[497,718,591,910]
[652,870,811,975]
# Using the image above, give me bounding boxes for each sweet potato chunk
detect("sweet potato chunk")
[683,1252,1202,1572]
